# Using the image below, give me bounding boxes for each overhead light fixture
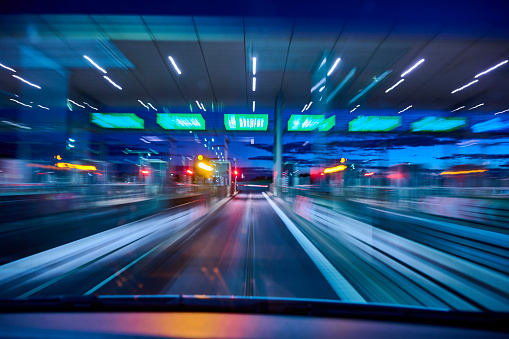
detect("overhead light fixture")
[451,80,478,94]
[327,58,341,76]
[494,108,509,115]
[311,78,326,93]
[148,103,157,111]
[67,99,85,108]
[0,62,16,72]
[253,57,257,75]
[385,79,405,93]
[318,58,326,70]
[306,101,313,110]
[350,107,357,113]
[252,100,256,112]
[468,103,484,110]
[301,104,308,112]
[83,102,98,110]
[200,102,206,111]
[138,100,149,109]
[401,58,425,77]
[474,60,508,78]
[9,98,32,107]
[12,75,41,89]
[252,77,256,91]
[103,76,122,90]
[398,105,412,114]
[451,106,465,112]
[319,86,325,92]
[83,55,107,74]
[2,120,31,129]
[37,104,49,110]
[195,100,201,109]
[168,56,181,75]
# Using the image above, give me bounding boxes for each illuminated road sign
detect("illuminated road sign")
[157,113,205,130]
[411,117,467,132]
[349,116,401,132]
[91,113,144,129]
[225,114,268,131]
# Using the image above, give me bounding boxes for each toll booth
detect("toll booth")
[211,160,233,195]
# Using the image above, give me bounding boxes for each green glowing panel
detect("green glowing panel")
[91,113,144,129]
[288,115,324,131]
[411,117,467,132]
[319,115,336,131]
[224,114,268,131]
[349,116,401,132]
[157,113,205,130]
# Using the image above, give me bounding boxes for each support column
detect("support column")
[273,92,283,196]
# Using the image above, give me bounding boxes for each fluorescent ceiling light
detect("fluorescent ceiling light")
[200,102,206,111]
[9,98,32,107]
[83,102,98,110]
[319,86,325,92]
[253,57,257,75]
[67,99,85,108]
[138,100,149,109]
[318,58,326,70]
[252,77,256,91]
[327,58,341,76]
[385,79,405,93]
[468,103,484,110]
[37,104,49,110]
[494,108,509,115]
[0,62,16,72]
[474,60,508,78]
[306,101,313,110]
[252,100,256,112]
[2,120,31,129]
[103,76,122,90]
[451,80,478,94]
[451,106,465,112]
[140,138,150,143]
[301,104,308,112]
[83,55,107,74]
[147,103,157,111]
[311,77,326,93]
[401,59,425,77]
[398,105,412,114]
[168,56,181,75]
[12,75,41,89]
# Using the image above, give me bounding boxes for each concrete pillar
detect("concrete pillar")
[273,92,283,196]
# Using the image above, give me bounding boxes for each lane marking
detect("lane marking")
[262,192,366,302]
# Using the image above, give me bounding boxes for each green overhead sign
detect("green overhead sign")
[157,113,205,130]
[349,116,401,132]
[288,115,336,131]
[224,114,268,131]
[91,113,144,129]
[411,117,467,132]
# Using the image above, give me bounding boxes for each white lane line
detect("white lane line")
[262,192,366,302]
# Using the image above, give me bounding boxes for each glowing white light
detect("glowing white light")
[306,101,313,110]
[200,102,206,111]
[168,56,181,75]
[0,63,16,72]
[398,105,412,114]
[252,77,256,91]
[468,103,484,110]
[318,58,326,70]
[37,104,49,110]
[327,58,341,76]
[451,106,465,112]
[385,79,405,93]
[252,100,256,112]
[311,77,326,93]
[67,99,85,108]
[301,104,308,112]
[83,102,98,110]
[103,76,122,90]
[83,55,107,74]
[319,86,325,92]
[195,100,201,109]
[140,138,150,143]
[494,108,509,115]
[148,103,157,111]
[12,75,41,89]
[2,120,31,129]
[350,107,357,113]
[68,138,75,142]
[138,100,149,109]
[253,57,257,75]
[212,138,214,142]
[401,58,425,77]
[451,80,478,94]
[9,98,32,107]
[475,60,508,78]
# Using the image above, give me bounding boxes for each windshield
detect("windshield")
[0,6,508,316]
